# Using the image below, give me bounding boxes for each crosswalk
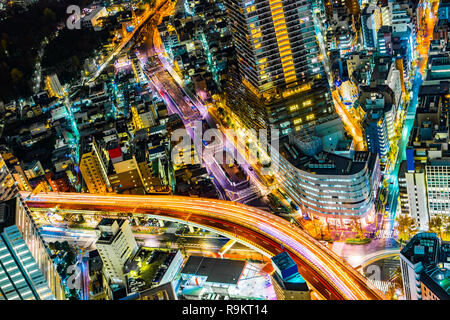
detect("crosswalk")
[368,279,392,294]
[375,229,398,239]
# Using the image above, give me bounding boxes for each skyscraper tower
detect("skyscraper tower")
[0,154,65,299]
[0,198,54,300]
[224,0,333,135]
[225,0,325,93]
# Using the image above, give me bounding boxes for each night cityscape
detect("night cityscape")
[0,0,449,308]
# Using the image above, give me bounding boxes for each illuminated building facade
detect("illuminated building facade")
[361,4,381,49]
[45,74,65,99]
[400,233,450,300]
[404,81,450,231]
[109,155,146,194]
[0,198,54,300]
[131,105,156,131]
[0,154,18,201]
[359,81,398,166]
[224,0,333,134]
[224,0,325,92]
[363,108,390,162]
[271,252,310,300]
[274,124,381,226]
[0,193,65,299]
[95,218,138,285]
[377,25,393,55]
[80,137,111,194]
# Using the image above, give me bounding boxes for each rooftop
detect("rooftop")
[280,135,375,176]
[401,233,450,299]
[271,252,297,273]
[181,256,246,285]
[124,248,179,294]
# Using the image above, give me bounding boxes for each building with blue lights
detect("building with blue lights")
[0,198,55,300]
[364,108,390,162]
[400,233,450,300]
[274,117,381,227]
[271,252,310,300]
[361,4,380,49]
[377,26,393,56]
[438,0,450,21]
[403,54,450,230]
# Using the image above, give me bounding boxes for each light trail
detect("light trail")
[87,0,172,84]
[332,90,365,151]
[23,191,386,300]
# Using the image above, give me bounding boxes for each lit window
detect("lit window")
[294,118,302,125]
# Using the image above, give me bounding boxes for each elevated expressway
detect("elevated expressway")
[355,249,401,271]
[22,192,386,300]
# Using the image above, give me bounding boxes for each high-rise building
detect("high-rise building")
[109,155,146,194]
[274,120,381,227]
[363,109,390,161]
[224,0,333,134]
[361,4,381,49]
[400,233,450,300]
[95,218,138,285]
[0,198,54,300]
[438,0,450,21]
[346,51,373,79]
[403,79,450,230]
[398,160,410,216]
[80,136,111,194]
[359,83,397,168]
[0,155,65,299]
[224,0,325,93]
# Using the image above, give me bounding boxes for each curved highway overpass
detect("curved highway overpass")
[22,191,385,300]
[355,249,401,271]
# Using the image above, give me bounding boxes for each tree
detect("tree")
[0,38,7,52]
[308,215,328,240]
[444,216,450,239]
[48,242,56,252]
[43,8,56,22]
[351,216,365,238]
[429,215,445,238]
[10,68,23,84]
[71,55,80,69]
[396,213,418,242]
[53,241,62,251]
[386,266,403,300]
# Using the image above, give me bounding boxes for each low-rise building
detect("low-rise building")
[400,233,450,300]
[95,218,138,286]
[271,252,310,300]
